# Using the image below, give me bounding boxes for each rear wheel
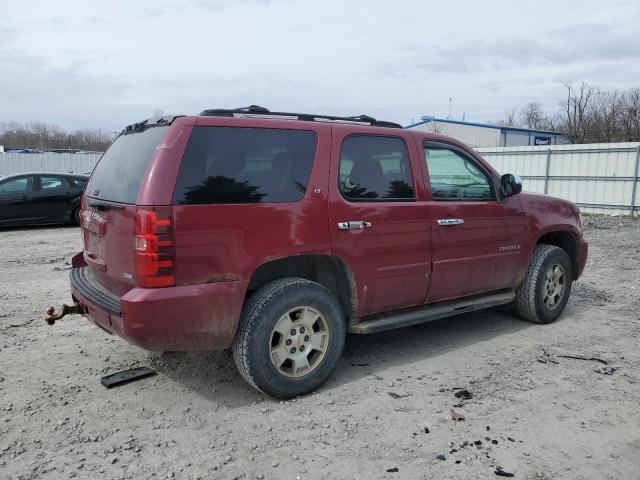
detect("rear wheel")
[232,278,346,399]
[513,244,573,324]
[72,207,81,225]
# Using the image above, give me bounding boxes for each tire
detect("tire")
[72,207,81,225]
[232,278,346,399]
[513,244,573,324]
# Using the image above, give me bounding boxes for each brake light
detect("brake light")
[134,207,175,287]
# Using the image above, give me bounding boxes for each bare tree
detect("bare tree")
[0,122,112,151]
[620,88,640,142]
[497,107,519,127]
[559,81,599,143]
[520,102,545,129]
[586,91,622,143]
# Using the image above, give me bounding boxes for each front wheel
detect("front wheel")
[513,244,573,324]
[232,278,346,399]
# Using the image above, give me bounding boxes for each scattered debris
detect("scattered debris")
[454,389,473,400]
[423,427,430,434]
[351,363,370,367]
[450,410,465,421]
[537,348,559,364]
[7,319,35,328]
[594,366,617,375]
[495,466,515,477]
[538,348,610,367]
[101,367,156,388]
[556,354,608,365]
[386,467,398,473]
[436,454,446,461]
[387,391,411,399]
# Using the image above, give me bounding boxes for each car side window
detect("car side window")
[0,176,33,194]
[339,135,414,201]
[40,176,69,191]
[174,127,317,204]
[424,146,493,201]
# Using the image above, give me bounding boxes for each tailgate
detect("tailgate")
[81,198,137,297]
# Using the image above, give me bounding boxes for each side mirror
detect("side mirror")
[500,173,523,197]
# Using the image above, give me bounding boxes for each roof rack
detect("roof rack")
[199,105,402,129]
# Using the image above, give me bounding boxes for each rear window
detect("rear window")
[86,126,168,203]
[173,127,317,204]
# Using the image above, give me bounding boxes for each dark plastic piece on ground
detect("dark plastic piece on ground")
[100,367,156,388]
[495,466,515,477]
[386,467,399,473]
[388,391,411,399]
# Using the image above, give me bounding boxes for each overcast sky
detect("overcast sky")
[1,0,639,131]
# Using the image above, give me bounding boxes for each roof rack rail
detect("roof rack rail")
[199,105,402,129]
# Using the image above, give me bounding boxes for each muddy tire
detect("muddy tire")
[514,244,573,324]
[232,278,346,399]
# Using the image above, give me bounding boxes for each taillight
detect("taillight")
[134,207,175,287]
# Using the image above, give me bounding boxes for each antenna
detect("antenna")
[447,97,453,120]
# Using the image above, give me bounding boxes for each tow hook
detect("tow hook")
[44,303,85,325]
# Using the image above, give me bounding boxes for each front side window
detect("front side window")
[339,135,414,201]
[424,145,493,201]
[0,176,33,193]
[40,176,69,191]
[174,127,317,204]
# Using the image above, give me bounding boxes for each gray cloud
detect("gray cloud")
[1,0,639,130]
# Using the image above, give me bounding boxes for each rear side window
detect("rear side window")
[86,126,168,203]
[339,135,414,201]
[174,127,317,204]
[40,176,69,191]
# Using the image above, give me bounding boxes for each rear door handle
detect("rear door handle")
[437,218,464,226]
[337,220,372,230]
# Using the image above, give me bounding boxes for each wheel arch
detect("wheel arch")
[536,230,579,279]
[246,254,357,319]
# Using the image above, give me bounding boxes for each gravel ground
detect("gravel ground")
[0,215,639,480]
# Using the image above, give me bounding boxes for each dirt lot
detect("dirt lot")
[1,216,639,480]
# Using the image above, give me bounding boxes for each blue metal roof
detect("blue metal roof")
[405,117,564,136]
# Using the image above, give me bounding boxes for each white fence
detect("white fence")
[477,142,640,215]
[0,152,102,177]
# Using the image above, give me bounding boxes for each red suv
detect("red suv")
[54,106,587,398]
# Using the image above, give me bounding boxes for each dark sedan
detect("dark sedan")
[0,173,88,227]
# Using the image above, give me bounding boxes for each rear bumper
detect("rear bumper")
[70,267,247,351]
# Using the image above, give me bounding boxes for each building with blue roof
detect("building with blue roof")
[406,116,569,148]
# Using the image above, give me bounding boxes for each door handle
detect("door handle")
[437,218,464,226]
[337,220,372,230]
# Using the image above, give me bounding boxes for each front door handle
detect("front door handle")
[337,220,372,230]
[437,218,464,226]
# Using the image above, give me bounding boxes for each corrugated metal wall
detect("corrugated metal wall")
[477,142,640,215]
[412,121,502,148]
[0,153,101,176]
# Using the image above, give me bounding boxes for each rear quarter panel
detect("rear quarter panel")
[169,118,333,286]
